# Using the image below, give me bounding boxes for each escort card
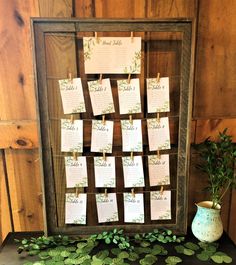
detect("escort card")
[91,120,114,153]
[117,78,141,114]
[65,193,87,224]
[150,190,171,220]
[96,193,119,223]
[61,119,83,152]
[83,37,141,74]
[65,156,88,188]
[121,119,143,152]
[122,156,145,187]
[87,78,115,116]
[94,156,116,187]
[148,154,170,186]
[124,193,144,223]
[147,117,171,151]
[147,77,170,113]
[58,78,86,114]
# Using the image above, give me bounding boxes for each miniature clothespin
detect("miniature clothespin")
[104,188,108,198]
[130,151,134,161]
[156,72,160,83]
[156,112,160,123]
[103,150,106,161]
[70,114,74,124]
[99,74,103,84]
[130,31,134,43]
[73,151,77,161]
[75,187,79,197]
[160,185,164,196]
[131,188,135,198]
[102,115,106,125]
[129,114,133,125]
[127,73,131,84]
[95,32,99,43]
[157,150,161,159]
[68,72,73,83]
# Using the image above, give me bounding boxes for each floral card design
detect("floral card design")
[122,156,145,187]
[121,119,143,152]
[58,78,86,114]
[146,77,170,113]
[117,78,141,114]
[96,193,119,223]
[61,119,83,152]
[148,154,170,186]
[65,193,87,224]
[124,193,144,223]
[83,37,141,74]
[91,120,114,153]
[150,190,171,220]
[94,156,116,187]
[64,156,88,188]
[87,78,115,116]
[147,117,171,151]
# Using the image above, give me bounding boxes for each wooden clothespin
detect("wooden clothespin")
[99,74,103,84]
[95,32,99,43]
[156,112,160,123]
[127,73,131,84]
[129,114,133,125]
[131,188,135,198]
[160,185,164,196]
[130,151,134,161]
[70,114,74,124]
[157,150,161,159]
[73,151,77,161]
[130,31,134,43]
[156,72,160,83]
[103,150,106,161]
[104,188,108,198]
[102,115,106,125]
[68,72,73,83]
[75,187,79,197]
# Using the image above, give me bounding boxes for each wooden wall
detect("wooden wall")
[1,0,236,243]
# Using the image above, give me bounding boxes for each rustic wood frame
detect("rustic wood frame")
[31,18,195,235]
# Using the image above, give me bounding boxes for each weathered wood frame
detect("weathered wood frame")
[31,18,195,235]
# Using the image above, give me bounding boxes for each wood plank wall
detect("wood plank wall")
[0,0,236,243]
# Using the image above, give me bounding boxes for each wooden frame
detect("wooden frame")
[31,18,195,235]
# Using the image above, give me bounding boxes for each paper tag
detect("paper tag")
[94,156,116,187]
[65,193,87,224]
[91,120,114,153]
[58,78,86,114]
[148,154,170,186]
[83,37,141,74]
[117,78,141,114]
[122,156,145,187]
[96,193,119,223]
[61,119,83,152]
[88,78,115,116]
[121,119,143,152]
[147,117,171,151]
[150,190,171,220]
[65,156,88,188]
[147,77,170,113]
[124,193,144,223]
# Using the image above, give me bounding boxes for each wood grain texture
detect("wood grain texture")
[5,149,43,231]
[0,152,12,243]
[0,121,38,149]
[194,0,236,118]
[38,0,73,17]
[0,0,39,120]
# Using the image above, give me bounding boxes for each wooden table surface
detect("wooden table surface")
[0,231,235,265]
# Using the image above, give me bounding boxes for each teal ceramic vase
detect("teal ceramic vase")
[191,201,223,242]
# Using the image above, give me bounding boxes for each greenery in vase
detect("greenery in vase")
[197,128,236,209]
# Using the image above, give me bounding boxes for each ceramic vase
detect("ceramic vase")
[191,201,223,243]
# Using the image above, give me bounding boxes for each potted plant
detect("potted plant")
[191,129,236,242]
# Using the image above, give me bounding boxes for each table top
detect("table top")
[0,231,235,265]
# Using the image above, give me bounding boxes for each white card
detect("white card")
[124,193,144,223]
[65,193,87,224]
[65,156,88,188]
[88,78,115,116]
[91,120,114,153]
[147,117,171,151]
[147,77,170,113]
[96,193,119,223]
[121,119,143,152]
[83,37,141,74]
[94,156,116,187]
[148,155,170,186]
[150,190,171,220]
[58,78,86,114]
[122,156,145,187]
[61,119,83,152]
[117,78,141,114]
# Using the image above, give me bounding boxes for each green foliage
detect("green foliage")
[197,129,236,208]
